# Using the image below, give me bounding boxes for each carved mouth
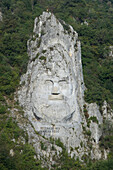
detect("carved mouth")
[48,94,64,100]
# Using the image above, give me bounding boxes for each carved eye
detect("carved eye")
[59,80,68,89]
[45,80,53,85]
[45,80,53,91]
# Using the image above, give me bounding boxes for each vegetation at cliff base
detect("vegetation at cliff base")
[0,114,44,170]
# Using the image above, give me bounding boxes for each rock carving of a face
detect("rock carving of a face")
[31,48,76,123]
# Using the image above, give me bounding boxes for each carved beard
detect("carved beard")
[33,98,75,123]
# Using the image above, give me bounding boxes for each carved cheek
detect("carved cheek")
[34,81,52,99]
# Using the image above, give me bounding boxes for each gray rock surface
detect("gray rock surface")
[0,11,3,22]
[17,12,111,162]
[102,100,113,122]
[109,46,113,58]
[18,11,85,139]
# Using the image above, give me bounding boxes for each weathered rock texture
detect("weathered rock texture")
[19,12,84,124]
[0,11,3,22]
[17,12,112,162]
[109,46,113,58]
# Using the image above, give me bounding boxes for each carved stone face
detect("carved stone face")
[31,49,76,123]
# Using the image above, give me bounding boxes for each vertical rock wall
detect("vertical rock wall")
[17,12,111,161]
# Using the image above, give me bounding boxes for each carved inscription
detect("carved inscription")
[39,126,60,134]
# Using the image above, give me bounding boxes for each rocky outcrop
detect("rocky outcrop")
[16,12,112,163]
[109,46,113,58]
[19,12,84,124]
[0,11,3,22]
[102,100,113,122]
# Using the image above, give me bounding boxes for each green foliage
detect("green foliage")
[0,0,43,97]
[39,56,46,61]
[85,130,91,136]
[83,104,89,119]
[40,141,47,151]
[0,115,43,170]
[0,94,5,102]
[55,138,65,148]
[54,138,84,170]
[0,104,7,114]
[31,53,39,62]
[37,38,41,48]
[89,116,98,124]
[85,158,113,170]
[100,120,113,156]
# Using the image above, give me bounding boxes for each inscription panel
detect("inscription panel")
[39,126,60,136]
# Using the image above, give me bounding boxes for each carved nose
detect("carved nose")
[52,86,60,95]
[49,83,63,100]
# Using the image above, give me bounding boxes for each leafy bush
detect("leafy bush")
[0,104,7,114]
[0,116,43,170]
[100,120,113,156]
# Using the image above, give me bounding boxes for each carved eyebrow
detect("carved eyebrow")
[45,80,54,84]
[58,80,67,83]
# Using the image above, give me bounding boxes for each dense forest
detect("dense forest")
[0,0,113,169]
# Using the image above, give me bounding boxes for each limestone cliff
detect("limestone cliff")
[16,12,112,164]
[19,12,84,124]
[0,11,3,22]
